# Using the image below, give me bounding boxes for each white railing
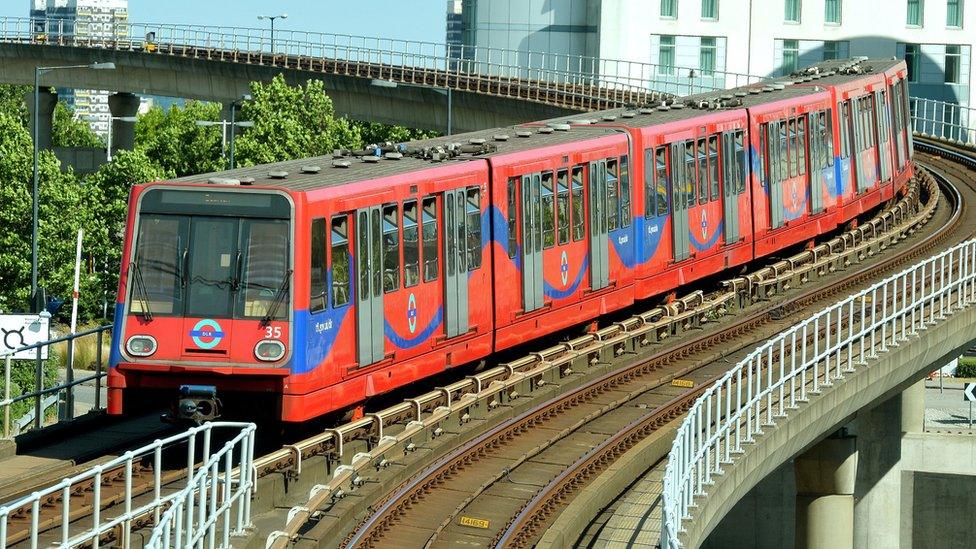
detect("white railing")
[910,97,975,144]
[660,238,976,548]
[0,16,765,101]
[0,421,255,548]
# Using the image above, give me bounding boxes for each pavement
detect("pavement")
[923,380,976,430]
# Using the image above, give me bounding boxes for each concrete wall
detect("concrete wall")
[911,472,976,549]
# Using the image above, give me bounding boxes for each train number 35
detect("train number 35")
[265,326,282,339]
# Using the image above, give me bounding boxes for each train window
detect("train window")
[734,131,746,194]
[507,179,518,259]
[466,187,482,270]
[606,159,619,231]
[759,124,768,186]
[330,215,351,307]
[708,136,720,201]
[840,102,850,158]
[620,155,631,227]
[240,219,290,320]
[131,214,184,315]
[797,116,807,176]
[422,196,439,282]
[824,111,834,167]
[357,212,370,302]
[542,172,556,248]
[403,200,420,287]
[779,121,790,180]
[656,147,670,216]
[644,149,654,220]
[788,119,798,178]
[696,139,708,204]
[310,218,327,313]
[557,170,570,244]
[370,209,382,299]
[572,166,585,241]
[453,192,467,275]
[382,204,400,293]
[684,141,696,208]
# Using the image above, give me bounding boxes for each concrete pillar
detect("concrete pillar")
[108,92,140,154]
[795,434,857,549]
[901,379,925,434]
[26,88,57,151]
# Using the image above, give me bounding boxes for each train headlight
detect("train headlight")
[254,339,285,362]
[126,335,157,357]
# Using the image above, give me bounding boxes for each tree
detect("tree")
[134,101,225,177]
[352,121,439,146]
[52,101,103,148]
[233,75,362,166]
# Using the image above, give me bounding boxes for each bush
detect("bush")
[955,357,976,378]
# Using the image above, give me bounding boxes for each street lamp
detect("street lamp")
[196,118,254,163]
[229,93,251,169]
[106,115,137,161]
[370,79,453,135]
[257,13,287,54]
[32,61,115,311]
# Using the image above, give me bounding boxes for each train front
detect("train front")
[108,184,294,423]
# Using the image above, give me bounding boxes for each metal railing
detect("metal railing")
[910,97,975,144]
[0,17,765,105]
[1,323,112,438]
[0,421,255,548]
[660,238,976,548]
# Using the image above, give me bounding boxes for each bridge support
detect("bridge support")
[108,92,139,154]
[26,88,57,151]
[794,433,857,549]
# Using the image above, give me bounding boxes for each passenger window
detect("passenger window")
[330,215,351,307]
[708,136,720,201]
[734,131,746,194]
[797,116,807,176]
[606,159,619,231]
[684,141,696,208]
[541,172,555,248]
[571,167,585,241]
[779,122,789,181]
[310,218,327,313]
[382,204,400,293]
[644,149,654,220]
[656,147,669,216]
[466,187,482,270]
[788,119,798,178]
[422,196,438,282]
[620,155,631,227]
[825,110,834,166]
[557,170,570,244]
[759,124,768,185]
[507,179,518,259]
[403,200,420,287]
[696,139,708,204]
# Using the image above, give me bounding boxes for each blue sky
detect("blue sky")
[5,1,446,43]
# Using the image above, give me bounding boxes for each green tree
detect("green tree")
[134,101,224,177]
[352,121,439,146]
[52,101,103,148]
[0,84,30,128]
[233,75,362,166]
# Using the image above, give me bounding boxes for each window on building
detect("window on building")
[702,0,719,19]
[823,41,839,60]
[782,39,800,75]
[785,0,802,22]
[904,43,920,81]
[947,0,963,26]
[907,0,924,25]
[659,36,676,75]
[946,45,961,83]
[661,0,678,18]
[825,0,842,23]
[700,37,717,75]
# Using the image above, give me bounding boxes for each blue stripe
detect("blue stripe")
[384,308,443,349]
[544,255,589,299]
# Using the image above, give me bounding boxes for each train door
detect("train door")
[356,206,384,367]
[670,141,691,261]
[588,161,610,290]
[722,131,745,242]
[838,100,855,195]
[874,90,892,183]
[688,136,723,253]
[443,189,469,337]
[808,110,834,213]
[766,121,785,229]
[521,173,544,311]
[890,79,907,171]
[854,96,878,192]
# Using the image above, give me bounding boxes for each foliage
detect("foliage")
[233,75,362,166]
[352,121,440,146]
[0,84,30,128]
[52,101,103,148]
[956,357,976,378]
[134,101,224,177]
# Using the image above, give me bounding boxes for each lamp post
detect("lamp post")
[106,115,137,161]
[196,118,254,163]
[370,79,453,135]
[32,61,115,311]
[229,94,251,170]
[257,13,287,54]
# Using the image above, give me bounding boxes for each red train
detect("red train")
[108,58,913,423]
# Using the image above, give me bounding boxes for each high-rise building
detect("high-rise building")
[30,0,129,139]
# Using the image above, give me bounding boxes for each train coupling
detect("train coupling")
[164,385,221,424]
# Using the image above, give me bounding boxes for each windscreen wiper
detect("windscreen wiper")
[129,261,154,321]
[261,269,293,326]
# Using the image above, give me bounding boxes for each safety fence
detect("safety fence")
[1,322,112,438]
[0,17,765,106]
[0,421,255,548]
[910,97,975,144]
[660,238,976,547]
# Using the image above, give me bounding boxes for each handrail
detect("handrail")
[0,421,256,548]
[660,235,976,547]
[910,97,975,144]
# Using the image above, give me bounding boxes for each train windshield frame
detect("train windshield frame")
[129,188,292,320]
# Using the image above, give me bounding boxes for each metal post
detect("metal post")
[106,118,113,161]
[34,345,42,430]
[3,356,10,438]
[95,329,103,410]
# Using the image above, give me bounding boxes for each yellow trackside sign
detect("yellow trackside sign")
[459,516,490,529]
[671,378,695,388]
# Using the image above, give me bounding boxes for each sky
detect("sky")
[4,1,446,43]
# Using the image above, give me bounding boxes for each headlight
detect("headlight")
[126,335,157,357]
[254,339,285,362]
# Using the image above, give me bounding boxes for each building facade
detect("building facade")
[30,0,129,138]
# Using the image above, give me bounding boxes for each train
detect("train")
[108,58,913,423]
